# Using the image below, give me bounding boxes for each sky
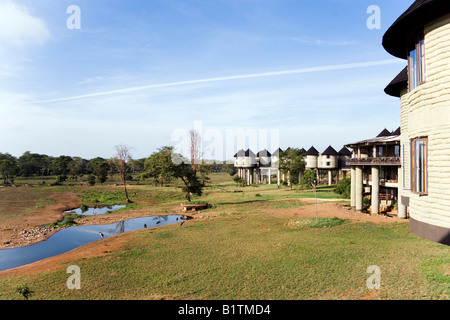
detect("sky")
[0,0,414,161]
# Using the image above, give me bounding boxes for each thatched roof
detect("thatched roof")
[234,149,245,158]
[383,0,450,59]
[321,146,339,156]
[244,149,256,157]
[257,149,271,157]
[377,128,393,137]
[272,148,283,156]
[338,147,352,156]
[384,67,408,97]
[345,128,401,148]
[306,146,319,156]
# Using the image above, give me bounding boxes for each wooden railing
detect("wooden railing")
[345,157,401,166]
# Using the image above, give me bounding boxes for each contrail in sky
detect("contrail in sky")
[32,59,403,103]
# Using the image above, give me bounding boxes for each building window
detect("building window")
[411,137,428,194]
[408,34,425,91]
[395,145,400,158]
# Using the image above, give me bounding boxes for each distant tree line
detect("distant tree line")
[0,150,235,187]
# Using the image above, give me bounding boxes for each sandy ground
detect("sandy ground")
[0,192,82,249]
[0,196,407,277]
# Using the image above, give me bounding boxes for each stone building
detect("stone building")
[383,0,450,244]
[345,129,401,215]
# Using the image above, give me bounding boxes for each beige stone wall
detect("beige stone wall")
[305,155,318,169]
[317,155,337,169]
[401,13,450,229]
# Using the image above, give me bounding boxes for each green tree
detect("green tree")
[86,157,109,183]
[0,153,18,184]
[17,151,51,176]
[334,178,351,199]
[51,155,73,176]
[300,169,317,190]
[173,162,204,201]
[279,148,306,189]
[68,157,87,181]
[197,160,212,185]
[142,146,176,186]
[142,146,205,201]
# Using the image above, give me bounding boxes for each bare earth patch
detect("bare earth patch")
[0,191,82,249]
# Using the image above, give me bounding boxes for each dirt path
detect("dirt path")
[0,191,82,249]
[271,199,408,224]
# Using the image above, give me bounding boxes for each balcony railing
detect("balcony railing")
[346,157,401,166]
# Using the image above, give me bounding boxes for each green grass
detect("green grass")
[288,217,347,228]
[0,174,448,300]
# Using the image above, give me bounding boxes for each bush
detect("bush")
[233,174,246,187]
[56,174,67,183]
[87,174,96,186]
[334,178,351,199]
[16,283,33,300]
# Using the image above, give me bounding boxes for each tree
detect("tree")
[68,157,87,181]
[115,144,132,203]
[189,129,201,175]
[0,153,18,184]
[142,146,176,186]
[86,157,109,183]
[334,177,351,199]
[279,148,305,189]
[51,155,73,176]
[173,162,204,202]
[300,169,317,190]
[142,146,205,201]
[17,151,51,177]
[197,160,212,185]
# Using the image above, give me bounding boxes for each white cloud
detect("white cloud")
[0,0,50,50]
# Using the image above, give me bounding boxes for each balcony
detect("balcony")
[346,157,401,166]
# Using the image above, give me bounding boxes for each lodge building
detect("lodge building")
[382,0,450,245]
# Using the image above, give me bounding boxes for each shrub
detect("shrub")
[334,178,351,199]
[16,283,33,300]
[87,174,96,186]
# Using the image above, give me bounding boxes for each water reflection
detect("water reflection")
[64,205,126,216]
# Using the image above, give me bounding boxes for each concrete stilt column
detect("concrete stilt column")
[268,169,271,185]
[355,166,363,211]
[350,167,356,208]
[371,166,380,214]
[328,170,332,186]
[397,166,407,219]
[277,170,280,187]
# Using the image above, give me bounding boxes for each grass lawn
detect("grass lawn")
[0,173,449,300]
